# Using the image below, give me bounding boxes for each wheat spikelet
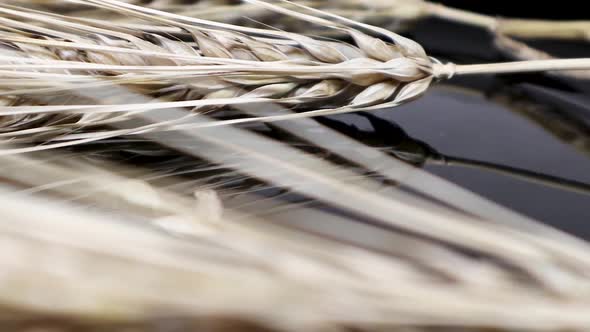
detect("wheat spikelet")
[0,0,436,152]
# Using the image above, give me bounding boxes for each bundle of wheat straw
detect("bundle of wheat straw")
[2,0,590,155]
[4,2,590,331]
[3,141,590,332]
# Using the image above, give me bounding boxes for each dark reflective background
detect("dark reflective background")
[439,0,585,19]
[366,18,590,239]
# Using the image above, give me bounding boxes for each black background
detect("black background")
[438,1,585,19]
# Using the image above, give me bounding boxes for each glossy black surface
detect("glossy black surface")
[368,19,590,238]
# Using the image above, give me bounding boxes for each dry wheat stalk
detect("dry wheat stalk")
[494,33,590,80]
[2,0,590,154]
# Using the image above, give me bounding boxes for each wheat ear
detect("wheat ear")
[1,0,590,153]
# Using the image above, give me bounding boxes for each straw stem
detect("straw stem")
[433,58,590,78]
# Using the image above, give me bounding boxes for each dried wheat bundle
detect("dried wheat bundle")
[2,0,590,154]
[4,2,590,331]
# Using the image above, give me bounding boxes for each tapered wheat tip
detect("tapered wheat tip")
[1,0,590,153]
